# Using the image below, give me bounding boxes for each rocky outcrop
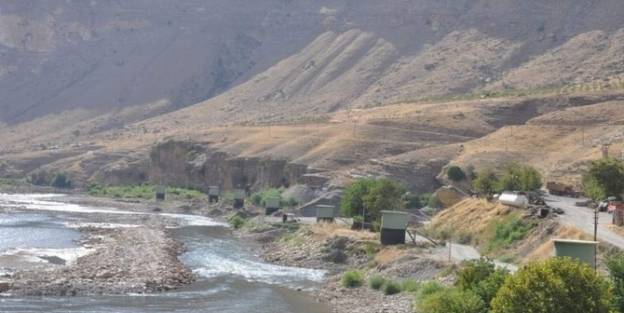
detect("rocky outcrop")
[148,140,308,192]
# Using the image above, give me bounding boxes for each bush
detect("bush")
[250,188,283,206]
[488,215,536,251]
[51,173,72,189]
[491,258,615,313]
[447,166,466,182]
[457,258,509,307]
[383,280,402,295]
[583,158,624,201]
[341,270,364,288]
[417,281,446,299]
[369,275,386,290]
[497,163,542,192]
[473,169,499,196]
[401,279,420,293]
[418,288,485,313]
[227,215,246,229]
[607,252,624,312]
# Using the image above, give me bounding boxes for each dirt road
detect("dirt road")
[545,194,624,249]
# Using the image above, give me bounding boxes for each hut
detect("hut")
[155,185,166,201]
[264,197,281,215]
[208,186,220,203]
[233,189,246,209]
[316,205,336,223]
[380,211,408,245]
[553,239,598,268]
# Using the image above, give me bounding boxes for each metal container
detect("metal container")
[553,239,598,267]
[155,185,166,201]
[233,189,245,209]
[208,186,220,203]
[316,205,335,222]
[264,197,281,215]
[499,191,529,208]
[380,211,408,245]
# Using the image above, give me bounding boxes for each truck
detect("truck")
[547,182,580,198]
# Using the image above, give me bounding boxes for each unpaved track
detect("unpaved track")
[545,194,624,248]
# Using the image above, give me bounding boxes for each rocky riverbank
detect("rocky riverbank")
[244,222,448,313]
[6,226,194,296]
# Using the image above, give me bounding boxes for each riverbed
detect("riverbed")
[0,194,330,313]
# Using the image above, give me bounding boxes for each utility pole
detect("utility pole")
[594,206,599,271]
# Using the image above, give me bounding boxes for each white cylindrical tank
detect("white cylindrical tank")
[499,192,529,208]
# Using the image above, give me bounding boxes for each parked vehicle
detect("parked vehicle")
[547,181,580,197]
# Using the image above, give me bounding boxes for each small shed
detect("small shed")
[264,197,281,215]
[155,185,166,201]
[380,211,409,245]
[233,189,246,209]
[553,239,598,268]
[208,186,220,203]
[316,205,336,223]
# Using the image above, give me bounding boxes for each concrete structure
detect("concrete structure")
[233,189,246,209]
[264,197,281,215]
[553,239,598,268]
[208,186,220,203]
[155,185,166,201]
[380,211,409,245]
[499,191,529,208]
[316,205,336,223]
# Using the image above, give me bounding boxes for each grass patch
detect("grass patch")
[341,270,364,288]
[402,279,420,293]
[487,214,537,252]
[227,214,247,229]
[383,280,403,295]
[87,184,206,201]
[369,275,386,290]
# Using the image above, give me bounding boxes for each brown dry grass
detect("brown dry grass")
[525,225,592,262]
[374,247,407,266]
[307,223,378,241]
[430,198,513,237]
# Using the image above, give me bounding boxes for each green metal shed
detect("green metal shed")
[264,197,281,215]
[316,205,335,222]
[208,186,220,203]
[233,189,245,209]
[553,239,598,268]
[380,211,408,245]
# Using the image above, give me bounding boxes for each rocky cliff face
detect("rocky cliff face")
[147,140,307,192]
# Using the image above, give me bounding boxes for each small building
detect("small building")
[553,239,598,268]
[316,205,336,223]
[380,210,409,245]
[264,197,281,215]
[233,189,246,209]
[155,185,166,201]
[208,186,220,203]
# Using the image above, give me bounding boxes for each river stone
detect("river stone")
[0,281,11,293]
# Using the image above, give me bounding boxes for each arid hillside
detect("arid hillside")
[2,1,624,193]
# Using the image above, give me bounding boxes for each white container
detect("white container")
[498,192,529,208]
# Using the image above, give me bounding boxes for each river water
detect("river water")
[0,194,330,313]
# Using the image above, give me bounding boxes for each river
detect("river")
[0,194,330,313]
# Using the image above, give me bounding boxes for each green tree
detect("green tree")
[457,258,510,308]
[491,258,615,313]
[606,252,624,312]
[363,178,406,222]
[583,158,624,201]
[498,163,542,192]
[473,169,499,196]
[447,166,466,182]
[340,178,377,218]
[418,288,486,313]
